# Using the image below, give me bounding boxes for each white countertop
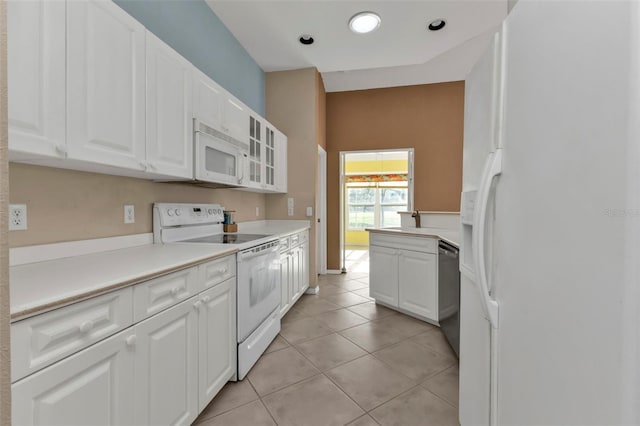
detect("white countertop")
[366,227,460,248]
[10,244,236,321]
[10,220,310,322]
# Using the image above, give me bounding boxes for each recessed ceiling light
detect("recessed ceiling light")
[349,12,381,34]
[299,34,314,45]
[428,19,446,31]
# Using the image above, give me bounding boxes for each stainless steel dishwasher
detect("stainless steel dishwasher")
[438,240,460,357]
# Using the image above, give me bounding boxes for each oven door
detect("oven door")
[236,243,281,342]
[194,121,248,186]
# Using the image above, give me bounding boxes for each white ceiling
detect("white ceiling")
[206,1,508,92]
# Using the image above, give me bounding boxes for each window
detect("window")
[347,181,408,230]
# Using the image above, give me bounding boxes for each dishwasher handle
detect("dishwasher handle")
[438,243,459,259]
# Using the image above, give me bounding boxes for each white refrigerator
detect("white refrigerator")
[459,1,640,425]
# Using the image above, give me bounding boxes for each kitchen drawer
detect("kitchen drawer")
[133,266,198,322]
[279,236,290,253]
[199,255,236,291]
[290,230,308,247]
[11,287,133,382]
[370,233,437,254]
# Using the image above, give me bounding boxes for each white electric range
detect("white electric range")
[153,203,280,379]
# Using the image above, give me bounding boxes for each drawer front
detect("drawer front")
[279,236,290,253]
[290,233,300,246]
[199,255,236,291]
[11,287,133,382]
[297,230,309,245]
[133,267,198,322]
[370,233,437,254]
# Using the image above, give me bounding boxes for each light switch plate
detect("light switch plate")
[306,207,313,217]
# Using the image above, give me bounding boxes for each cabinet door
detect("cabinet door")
[197,278,237,411]
[67,0,146,170]
[222,97,248,143]
[299,241,309,293]
[146,32,193,178]
[280,252,291,316]
[134,298,199,426]
[290,246,302,302]
[12,329,136,426]
[193,68,223,130]
[369,245,399,306]
[264,124,276,189]
[275,130,288,193]
[7,0,66,159]
[398,250,438,321]
[248,115,263,187]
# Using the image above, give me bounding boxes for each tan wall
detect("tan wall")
[0,2,11,423]
[265,68,324,285]
[8,163,267,247]
[326,81,464,269]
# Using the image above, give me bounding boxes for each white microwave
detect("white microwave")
[193,119,248,187]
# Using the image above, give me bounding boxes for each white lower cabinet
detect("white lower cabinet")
[369,234,439,323]
[398,249,438,320]
[279,250,292,316]
[12,328,136,426]
[279,231,310,317]
[133,295,199,426]
[197,278,236,411]
[369,245,399,306]
[12,255,237,426]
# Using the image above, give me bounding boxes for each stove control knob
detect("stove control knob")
[208,209,213,215]
[175,209,182,216]
[167,209,174,217]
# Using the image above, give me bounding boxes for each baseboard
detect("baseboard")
[325,269,343,275]
[304,286,319,295]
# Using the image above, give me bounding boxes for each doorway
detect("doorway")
[339,149,414,272]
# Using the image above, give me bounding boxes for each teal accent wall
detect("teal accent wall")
[114,0,265,115]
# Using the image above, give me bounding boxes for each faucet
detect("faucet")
[411,210,421,228]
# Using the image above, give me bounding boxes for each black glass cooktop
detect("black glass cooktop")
[183,234,270,244]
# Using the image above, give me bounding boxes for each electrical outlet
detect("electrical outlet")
[256,206,260,217]
[288,207,294,216]
[9,204,27,231]
[124,205,135,224]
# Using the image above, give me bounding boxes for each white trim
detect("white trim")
[10,233,154,266]
[317,146,328,275]
[305,286,319,295]
[340,148,415,271]
[325,270,343,275]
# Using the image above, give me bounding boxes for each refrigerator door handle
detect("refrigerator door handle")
[473,148,503,329]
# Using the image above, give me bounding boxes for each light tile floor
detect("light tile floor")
[194,250,460,426]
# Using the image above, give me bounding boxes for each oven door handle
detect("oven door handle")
[237,244,279,262]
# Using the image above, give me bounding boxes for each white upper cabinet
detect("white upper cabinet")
[243,116,288,193]
[7,0,66,159]
[146,32,193,178]
[222,97,248,143]
[248,115,263,187]
[66,0,146,171]
[193,67,248,144]
[193,67,224,130]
